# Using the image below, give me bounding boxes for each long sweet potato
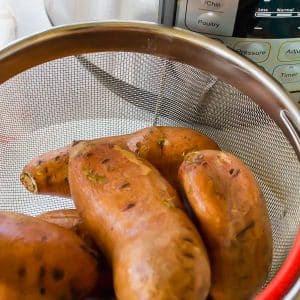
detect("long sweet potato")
[20,126,219,197]
[178,150,273,300]
[68,141,211,300]
[0,211,100,300]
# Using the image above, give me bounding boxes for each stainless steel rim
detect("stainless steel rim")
[0,22,299,158]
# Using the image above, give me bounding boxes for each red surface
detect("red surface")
[256,229,300,300]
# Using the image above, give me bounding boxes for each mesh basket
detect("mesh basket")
[0,22,299,299]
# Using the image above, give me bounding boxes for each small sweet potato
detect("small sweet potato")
[37,209,113,295]
[20,126,219,197]
[37,209,92,248]
[0,211,100,300]
[178,150,273,300]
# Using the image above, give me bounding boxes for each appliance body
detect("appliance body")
[45,0,300,107]
[175,0,300,107]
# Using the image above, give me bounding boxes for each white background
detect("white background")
[7,0,50,40]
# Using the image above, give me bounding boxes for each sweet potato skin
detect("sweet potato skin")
[37,209,81,229]
[69,142,211,300]
[37,209,92,247]
[37,209,113,295]
[20,126,219,197]
[0,211,100,300]
[178,150,273,300]
[20,145,72,197]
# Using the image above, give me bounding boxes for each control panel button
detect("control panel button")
[185,0,239,36]
[200,0,224,11]
[196,12,222,34]
[234,42,271,63]
[278,41,300,62]
[273,64,300,84]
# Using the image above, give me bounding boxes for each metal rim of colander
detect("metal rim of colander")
[0,22,299,299]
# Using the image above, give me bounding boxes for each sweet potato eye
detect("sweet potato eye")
[52,268,65,281]
[119,182,130,189]
[40,287,46,295]
[182,237,194,244]
[157,138,165,150]
[236,222,255,239]
[229,168,240,177]
[18,267,26,278]
[101,158,110,164]
[183,252,194,259]
[122,203,136,211]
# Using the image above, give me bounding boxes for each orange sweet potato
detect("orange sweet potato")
[69,142,211,300]
[37,209,113,295]
[20,126,219,197]
[178,150,273,300]
[37,209,92,248]
[0,211,100,300]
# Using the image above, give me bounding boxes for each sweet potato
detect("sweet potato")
[69,142,211,300]
[37,209,92,247]
[178,150,273,300]
[0,282,20,300]
[20,126,219,197]
[0,211,100,300]
[37,209,113,295]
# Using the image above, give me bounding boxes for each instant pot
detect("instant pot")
[45,0,300,108]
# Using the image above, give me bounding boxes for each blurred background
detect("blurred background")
[0,0,50,47]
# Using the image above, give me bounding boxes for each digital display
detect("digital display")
[255,0,300,18]
[233,0,300,38]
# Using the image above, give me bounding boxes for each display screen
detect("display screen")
[255,0,300,17]
[233,0,300,38]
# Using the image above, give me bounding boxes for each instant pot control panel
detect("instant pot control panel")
[175,0,300,107]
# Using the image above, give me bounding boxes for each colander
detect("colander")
[0,22,299,299]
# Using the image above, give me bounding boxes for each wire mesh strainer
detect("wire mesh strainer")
[0,22,299,299]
